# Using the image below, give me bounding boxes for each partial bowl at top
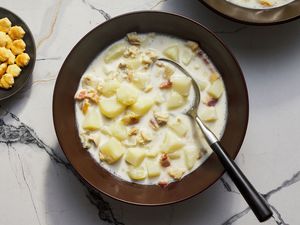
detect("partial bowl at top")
[53,11,249,205]
[0,7,36,101]
[201,0,300,25]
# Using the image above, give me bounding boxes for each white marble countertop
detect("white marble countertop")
[1,0,300,225]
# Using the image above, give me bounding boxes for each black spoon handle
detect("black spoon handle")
[194,115,272,222]
[211,141,273,222]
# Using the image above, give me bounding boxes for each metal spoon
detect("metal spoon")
[157,58,273,223]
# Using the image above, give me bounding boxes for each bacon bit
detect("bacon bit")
[203,58,210,65]
[160,154,170,167]
[207,98,218,107]
[81,99,90,114]
[198,50,204,57]
[74,89,88,100]
[197,50,210,65]
[158,180,169,188]
[159,80,172,89]
[149,118,160,130]
[74,89,99,103]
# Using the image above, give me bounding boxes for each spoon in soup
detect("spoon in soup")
[156,58,273,223]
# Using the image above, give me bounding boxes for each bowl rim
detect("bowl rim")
[53,10,249,206]
[0,7,36,101]
[200,0,300,25]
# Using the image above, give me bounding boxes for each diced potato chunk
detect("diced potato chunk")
[146,148,160,158]
[198,80,207,91]
[110,122,127,141]
[125,147,146,167]
[100,79,120,97]
[207,79,224,99]
[186,41,199,52]
[161,130,184,153]
[116,83,139,106]
[146,161,161,178]
[82,108,102,131]
[128,166,147,180]
[100,138,125,164]
[181,48,193,66]
[209,73,219,83]
[82,74,99,89]
[168,116,188,137]
[167,91,185,109]
[99,97,125,118]
[80,132,101,148]
[168,167,185,180]
[163,45,179,61]
[132,72,149,90]
[126,58,141,70]
[184,147,200,169]
[104,43,126,63]
[199,106,218,122]
[130,96,154,116]
[168,151,181,159]
[171,75,192,96]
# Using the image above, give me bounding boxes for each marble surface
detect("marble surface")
[1,0,300,224]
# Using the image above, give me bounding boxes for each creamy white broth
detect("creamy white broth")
[75,33,227,185]
[227,0,294,9]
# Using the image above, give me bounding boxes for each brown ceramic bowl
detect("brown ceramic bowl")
[53,11,249,205]
[201,0,300,25]
[0,7,36,101]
